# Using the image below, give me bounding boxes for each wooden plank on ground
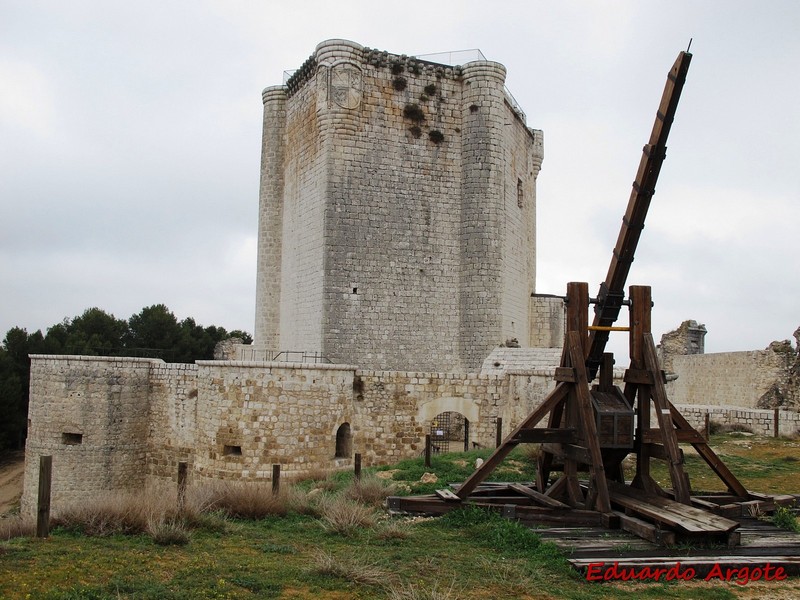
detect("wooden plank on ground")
[610,482,739,533]
[615,511,676,546]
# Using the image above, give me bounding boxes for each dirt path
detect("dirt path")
[0,451,25,515]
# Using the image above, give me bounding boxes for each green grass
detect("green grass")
[3,436,798,599]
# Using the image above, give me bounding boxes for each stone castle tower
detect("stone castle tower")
[254,39,544,372]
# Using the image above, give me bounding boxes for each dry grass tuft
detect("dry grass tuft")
[147,516,190,546]
[52,488,177,536]
[375,519,411,541]
[199,481,294,520]
[345,475,394,507]
[0,515,35,540]
[318,495,376,536]
[312,549,390,586]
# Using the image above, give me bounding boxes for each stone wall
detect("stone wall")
[528,295,565,348]
[666,348,792,408]
[21,356,537,516]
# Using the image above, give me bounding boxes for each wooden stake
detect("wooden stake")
[495,418,503,448]
[36,455,52,539]
[463,420,470,452]
[177,461,188,511]
[774,408,780,438]
[272,464,281,494]
[354,453,362,481]
[425,434,432,468]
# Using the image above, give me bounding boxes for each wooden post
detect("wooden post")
[36,455,52,539]
[424,434,432,467]
[354,453,362,481]
[272,464,281,494]
[177,461,188,511]
[704,413,710,441]
[774,408,780,438]
[463,419,470,452]
[495,418,503,448]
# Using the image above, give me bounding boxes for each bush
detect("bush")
[772,505,800,532]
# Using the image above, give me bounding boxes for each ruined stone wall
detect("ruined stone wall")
[666,349,790,408]
[21,355,155,518]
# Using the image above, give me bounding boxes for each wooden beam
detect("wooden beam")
[643,330,691,504]
[509,483,570,508]
[667,402,749,498]
[569,330,611,513]
[513,428,576,444]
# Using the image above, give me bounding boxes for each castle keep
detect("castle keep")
[254,40,544,372]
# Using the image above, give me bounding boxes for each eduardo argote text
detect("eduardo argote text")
[586,561,788,585]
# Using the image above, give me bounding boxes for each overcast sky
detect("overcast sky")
[2,1,798,360]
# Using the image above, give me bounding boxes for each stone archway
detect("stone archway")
[335,422,352,458]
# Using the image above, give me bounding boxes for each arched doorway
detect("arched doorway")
[335,422,352,458]
[429,411,469,454]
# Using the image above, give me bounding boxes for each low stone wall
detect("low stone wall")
[674,404,800,437]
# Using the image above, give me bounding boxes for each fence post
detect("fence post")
[354,453,362,481]
[463,420,470,452]
[774,408,780,438]
[704,413,710,441]
[424,434,432,468]
[36,455,53,539]
[495,418,503,448]
[177,462,188,511]
[272,464,281,494]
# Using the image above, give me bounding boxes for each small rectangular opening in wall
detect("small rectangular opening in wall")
[62,432,83,445]
[223,445,242,456]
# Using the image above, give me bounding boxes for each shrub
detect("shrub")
[428,130,444,144]
[403,104,425,123]
[772,505,800,532]
[318,495,376,536]
[392,77,408,91]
